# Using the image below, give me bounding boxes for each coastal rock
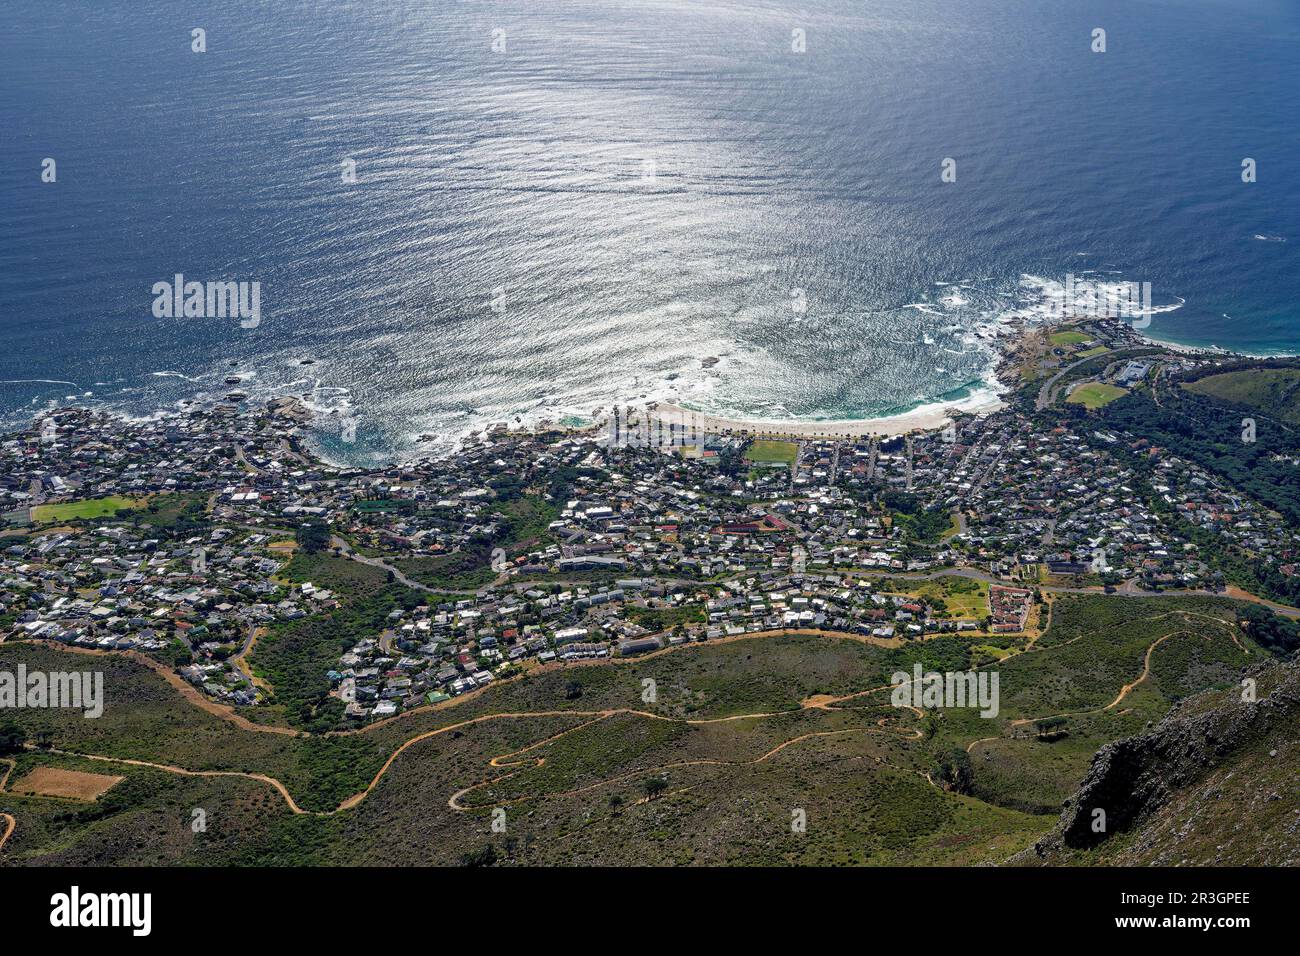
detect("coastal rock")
[267,397,313,422]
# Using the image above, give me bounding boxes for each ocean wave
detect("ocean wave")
[1013,273,1184,322]
[150,371,201,382]
[68,266,1194,464]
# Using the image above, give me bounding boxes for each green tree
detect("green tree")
[0,720,25,754]
[459,845,498,867]
[934,748,974,795]
[296,520,331,553]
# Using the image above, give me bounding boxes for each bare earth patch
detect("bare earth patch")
[801,694,839,709]
[11,767,124,801]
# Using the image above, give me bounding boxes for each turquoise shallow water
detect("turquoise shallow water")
[2,0,1297,460]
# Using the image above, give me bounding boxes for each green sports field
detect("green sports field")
[743,439,798,465]
[1049,330,1092,347]
[1066,382,1128,409]
[30,495,143,523]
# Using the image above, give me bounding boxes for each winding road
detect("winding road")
[0,604,1260,837]
[1,759,17,852]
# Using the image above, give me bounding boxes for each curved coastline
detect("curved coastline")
[652,386,1006,440]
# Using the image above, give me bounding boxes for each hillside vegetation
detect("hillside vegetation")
[1016,657,1298,866]
[1184,364,1300,426]
[1,594,1292,866]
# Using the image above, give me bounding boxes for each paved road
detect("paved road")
[1035,347,1181,410]
[331,536,442,593]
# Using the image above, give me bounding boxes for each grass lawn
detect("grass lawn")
[395,552,498,591]
[625,604,706,633]
[743,439,797,465]
[30,495,144,523]
[1049,330,1092,347]
[494,494,559,551]
[874,576,990,621]
[1077,345,1110,358]
[1067,382,1128,409]
[916,578,989,620]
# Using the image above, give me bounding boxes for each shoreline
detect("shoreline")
[629,320,1270,444]
[1137,330,1298,360]
[631,323,1020,441]
[4,318,1283,457]
[648,389,1006,440]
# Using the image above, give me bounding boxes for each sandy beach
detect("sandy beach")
[648,390,1005,441]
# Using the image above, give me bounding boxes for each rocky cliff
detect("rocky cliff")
[1016,658,1299,866]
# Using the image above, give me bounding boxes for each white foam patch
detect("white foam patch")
[151,371,201,382]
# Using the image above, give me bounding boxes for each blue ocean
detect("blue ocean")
[2,0,1298,461]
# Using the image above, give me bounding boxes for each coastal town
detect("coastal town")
[6,0,1299,898]
[3,319,1298,724]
